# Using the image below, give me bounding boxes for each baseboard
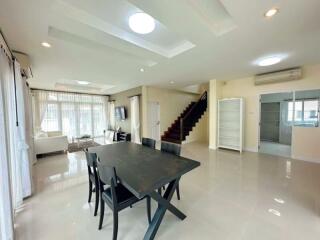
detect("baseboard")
[291,155,320,164]
[244,147,258,153]
[209,145,217,150]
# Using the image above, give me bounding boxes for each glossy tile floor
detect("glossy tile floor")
[259,141,291,158]
[15,142,320,240]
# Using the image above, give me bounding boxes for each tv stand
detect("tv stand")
[115,132,131,142]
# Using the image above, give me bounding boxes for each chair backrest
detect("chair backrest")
[84,149,97,167]
[161,142,181,156]
[96,160,118,187]
[142,137,156,149]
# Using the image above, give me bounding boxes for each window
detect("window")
[79,104,92,136]
[61,103,77,138]
[304,100,318,122]
[287,99,319,126]
[41,103,59,131]
[93,104,105,136]
[287,101,294,122]
[36,91,108,138]
[294,101,303,122]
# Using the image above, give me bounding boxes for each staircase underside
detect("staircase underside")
[161,92,207,144]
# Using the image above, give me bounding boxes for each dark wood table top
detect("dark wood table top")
[89,142,200,199]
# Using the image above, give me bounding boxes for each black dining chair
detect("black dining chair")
[84,149,99,216]
[142,137,156,149]
[161,142,182,200]
[97,160,151,240]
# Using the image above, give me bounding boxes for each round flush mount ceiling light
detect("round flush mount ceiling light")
[41,42,51,48]
[256,56,283,67]
[77,80,89,85]
[129,13,155,34]
[264,8,279,18]
[140,68,145,72]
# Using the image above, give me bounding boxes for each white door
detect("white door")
[147,102,160,141]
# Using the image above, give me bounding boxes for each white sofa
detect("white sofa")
[34,131,68,155]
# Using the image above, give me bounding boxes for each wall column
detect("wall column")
[209,79,222,149]
[141,86,148,138]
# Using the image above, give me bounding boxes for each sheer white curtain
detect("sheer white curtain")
[3,59,33,210]
[0,49,14,240]
[5,61,23,209]
[108,101,115,130]
[24,84,36,182]
[33,90,48,133]
[130,96,141,143]
[14,60,32,198]
[33,90,108,139]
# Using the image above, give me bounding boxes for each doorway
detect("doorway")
[147,101,160,141]
[259,92,293,158]
[260,102,280,142]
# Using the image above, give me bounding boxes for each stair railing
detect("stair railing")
[180,91,207,141]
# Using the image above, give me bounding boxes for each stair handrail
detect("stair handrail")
[180,91,207,141]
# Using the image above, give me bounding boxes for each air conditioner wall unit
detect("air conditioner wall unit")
[254,67,302,85]
[13,51,33,79]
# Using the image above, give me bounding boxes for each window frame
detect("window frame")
[39,93,106,137]
[287,98,319,125]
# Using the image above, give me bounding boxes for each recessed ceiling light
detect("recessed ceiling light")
[129,13,155,34]
[170,81,174,84]
[256,56,282,66]
[41,42,51,48]
[140,68,145,72]
[77,81,89,85]
[264,8,279,18]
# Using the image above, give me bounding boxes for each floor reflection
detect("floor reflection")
[15,142,320,240]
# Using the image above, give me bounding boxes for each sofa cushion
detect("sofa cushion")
[35,131,48,138]
[47,131,63,137]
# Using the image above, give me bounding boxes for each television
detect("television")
[115,106,126,120]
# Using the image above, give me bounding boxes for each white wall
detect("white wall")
[184,111,208,143]
[110,87,142,133]
[142,86,199,138]
[208,79,222,149]
[292,126,320,163]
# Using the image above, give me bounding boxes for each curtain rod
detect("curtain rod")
[30,88,110,97]
[1,29,19,126]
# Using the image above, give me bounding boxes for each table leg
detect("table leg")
[143,177,186,240]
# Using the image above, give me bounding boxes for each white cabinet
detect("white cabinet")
[218,98,244,152]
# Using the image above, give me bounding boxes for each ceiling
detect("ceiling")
[1,0,320,94]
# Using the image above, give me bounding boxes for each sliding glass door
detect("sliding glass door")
[79,103,92,136]
[34,90,108,140]
[41,103,60,131]
[259,89,320,158]
[259,92,294,158]
[61,103,77,138]
[93,104,105,137]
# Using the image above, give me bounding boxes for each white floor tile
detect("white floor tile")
[15,142,320,240]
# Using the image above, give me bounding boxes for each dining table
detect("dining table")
[89,142,200,240]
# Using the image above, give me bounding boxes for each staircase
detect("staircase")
[161,91,207,144]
